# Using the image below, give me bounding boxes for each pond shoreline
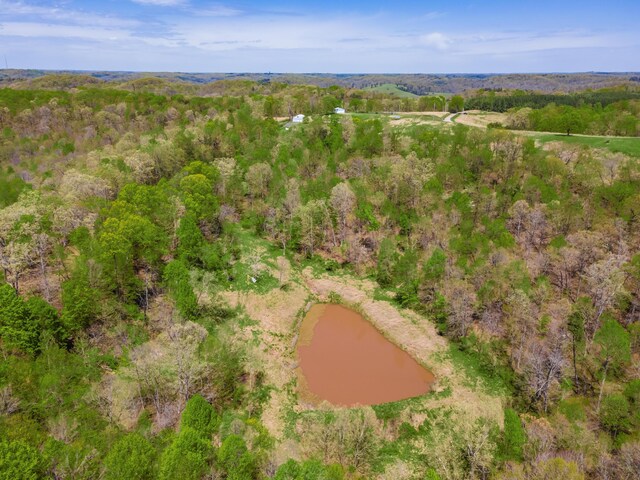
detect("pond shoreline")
[296,303,436,407]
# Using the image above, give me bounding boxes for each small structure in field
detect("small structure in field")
[292,114,305,123]
[334,107,346,114]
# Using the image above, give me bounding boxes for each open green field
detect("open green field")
[364,83,420,98]
[533,133,640,157]
[450,111,640,157]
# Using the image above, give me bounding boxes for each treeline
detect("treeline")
[4,70,639,94]
[0,82,639,479]
[503,100,640,136]
[0,82,448,123]
[465,88,640,112]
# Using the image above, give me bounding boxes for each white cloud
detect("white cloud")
[0,21,177,48]
[1,1,638,73]
[448,30,633,57]
[420,11,445,21]
[0,0,141,28]
[166,15,380,51]
[0,22,134,42]
[198,4,243,17]
[420,32,452,50]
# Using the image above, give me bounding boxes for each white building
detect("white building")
[334,107,346,114]
[292,114,305,123]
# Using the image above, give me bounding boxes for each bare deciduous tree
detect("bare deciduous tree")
[444,280,477,338]
[330,182,356,240]
[584,254,626,335]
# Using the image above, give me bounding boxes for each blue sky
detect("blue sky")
[1,0,639,73]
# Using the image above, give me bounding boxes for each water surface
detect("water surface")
[297,304,435,406]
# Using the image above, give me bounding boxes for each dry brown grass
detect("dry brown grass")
[219,265,505,469]
[389,114,446,127]
[455,111,507,128]
[402,111,450,118]
[221,279,309,443]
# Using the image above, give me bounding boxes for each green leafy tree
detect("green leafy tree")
[164,259,199,319]
[98,210,167,300]
[0,283,40,354]
[25,295,64,344]
[180,394,219,438]
[394,248,420,308]
[274,459,344,480]
[599,394,631,437]
[594,316,631,411]
[180,173,218,221]
[567,298,588,388]
[60,262,98,333]
[0,440,42,480]
[104,433,156,480]
[158,428,212,480]
[217,434,256,480]
[449,95,465,113]
[352,119,383,158]
[423,248,446,283]
[0,284,62,353]
[624,379,640,407]
[559,109,584,136]
[176,214,204,266]
[322,95,340,113]
[376,238,396,287]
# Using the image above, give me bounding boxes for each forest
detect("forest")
[464,88,640,112]
[2,70,639,94]
[500,100,640,137]
[0,76,639,480]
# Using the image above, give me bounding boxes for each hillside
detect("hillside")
[2,70,640,93]
[0,82,639,480]
[364,84,420,98]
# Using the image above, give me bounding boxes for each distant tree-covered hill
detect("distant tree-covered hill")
[2,69,639,93]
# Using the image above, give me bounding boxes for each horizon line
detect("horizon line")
[2,69,640,76]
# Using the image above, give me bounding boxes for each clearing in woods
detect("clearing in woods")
[220,260,505,461]
[364,83,420,98]
[450,110,640,157]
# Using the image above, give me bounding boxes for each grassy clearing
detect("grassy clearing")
[444,342,514,397]
[450,111,640,157]
[364,83,420,98]
[226,229,285,293]
[298,255,349,277]
[220,251,507,474]
[534,133,640,157]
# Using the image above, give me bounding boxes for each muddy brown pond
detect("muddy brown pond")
[297,304,435,406]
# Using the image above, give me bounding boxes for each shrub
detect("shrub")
[0,440,42,480]
[104,433,155,480]
[274,459,345,480]
[499,408,526,461]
